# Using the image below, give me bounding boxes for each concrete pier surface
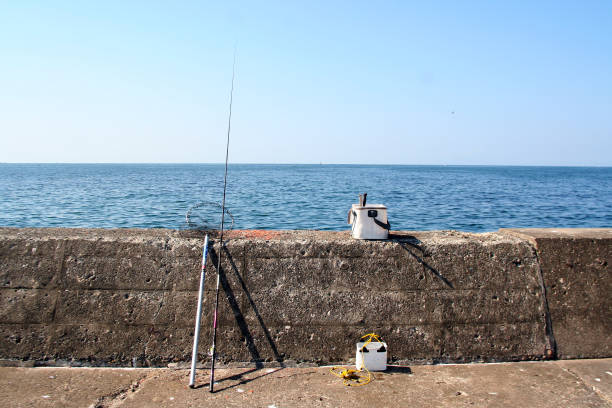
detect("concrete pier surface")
[1,359,611,407]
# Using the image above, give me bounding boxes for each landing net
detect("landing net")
[183,201,235,231]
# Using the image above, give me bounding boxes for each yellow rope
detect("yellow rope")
[329,333,384,387]
[360,333,383,348]
[330,366,371,387]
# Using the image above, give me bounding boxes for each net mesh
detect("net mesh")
[183,201,235,231]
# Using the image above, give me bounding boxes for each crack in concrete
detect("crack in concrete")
[90,371,152,408]
[151,291,166,324]
[525,242,558,359]
[561,366,612,405]
[49,240,67,323]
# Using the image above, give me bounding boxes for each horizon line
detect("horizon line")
[1,162,611,168]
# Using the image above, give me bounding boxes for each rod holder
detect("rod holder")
[359,193,367,207]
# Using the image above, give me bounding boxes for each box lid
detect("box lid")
[351,204,387,210]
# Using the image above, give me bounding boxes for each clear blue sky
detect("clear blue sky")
[1,1,610,165]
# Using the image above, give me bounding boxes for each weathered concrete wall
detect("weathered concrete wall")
[0,228,608,367]
[501,229,611,359]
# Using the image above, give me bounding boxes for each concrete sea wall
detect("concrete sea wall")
[0,228,609,367]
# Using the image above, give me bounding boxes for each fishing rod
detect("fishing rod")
[209,51,236,393]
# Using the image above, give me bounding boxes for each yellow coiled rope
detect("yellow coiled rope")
[330,333,383,387]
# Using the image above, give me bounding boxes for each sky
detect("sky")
[1,1,611,165]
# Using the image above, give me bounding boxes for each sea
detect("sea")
[0,164,610,232]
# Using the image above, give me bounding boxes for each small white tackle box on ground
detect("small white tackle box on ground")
[348,193,390,240]
[356,340,388,371]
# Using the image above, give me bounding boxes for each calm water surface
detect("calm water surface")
[0,164,610,232]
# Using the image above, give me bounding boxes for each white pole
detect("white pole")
[189,234,209,388]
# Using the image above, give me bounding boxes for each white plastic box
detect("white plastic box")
[356,341,388,371]
[348,203,390,240]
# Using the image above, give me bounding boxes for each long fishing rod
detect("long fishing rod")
[209,51,236,393]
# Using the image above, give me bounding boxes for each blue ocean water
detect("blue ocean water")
[0,164,610,232]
